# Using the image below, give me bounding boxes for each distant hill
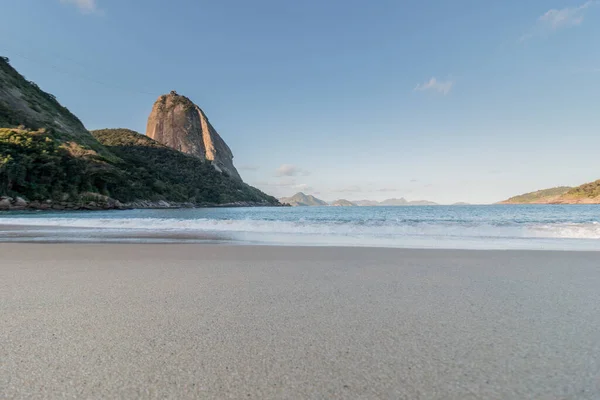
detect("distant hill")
[403,199,439,206]
[330,199,357,207]
[354,200,379,206]
[499,187,572,204]
[356,198,439,206]
[280,192,328,206]
[500,182,600,204]
[378,198,409,206]
[280,195,440,207]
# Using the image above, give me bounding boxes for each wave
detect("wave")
[1,217,600,240]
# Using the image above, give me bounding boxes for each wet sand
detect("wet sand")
[1,244,599,399]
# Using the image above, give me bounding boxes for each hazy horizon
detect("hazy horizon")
[280,192,477,205]
[2,0,600,204]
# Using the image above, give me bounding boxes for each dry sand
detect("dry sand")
[1,244,599,399]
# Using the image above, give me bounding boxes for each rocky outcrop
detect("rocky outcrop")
[146,92,242,181]
[0,195,285,211]
[0,194,125,211]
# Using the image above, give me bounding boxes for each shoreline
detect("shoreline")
[1,223,600,251]
[0,196,285,211]
[3,205,600,251]
[2,244,599,399]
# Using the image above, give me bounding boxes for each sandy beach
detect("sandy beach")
[1,244,599,399]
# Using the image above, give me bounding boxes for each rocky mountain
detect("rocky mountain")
[146,92,241,181]
[0,57,279,209]
[500,183,600,204]
[330,199,357,207]
[280,192,328,207]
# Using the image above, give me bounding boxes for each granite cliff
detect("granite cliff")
[146,92,241,181]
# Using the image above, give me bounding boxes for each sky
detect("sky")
[2,0,600,204]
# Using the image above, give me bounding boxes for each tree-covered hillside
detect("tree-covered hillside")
[499,187,572,204]
[92,129,278,204]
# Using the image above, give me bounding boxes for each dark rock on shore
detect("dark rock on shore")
[0,195,287,212]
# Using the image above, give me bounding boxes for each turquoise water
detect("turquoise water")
[1,205,600,250]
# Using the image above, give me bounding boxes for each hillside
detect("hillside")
[499,187,572,204]
[0,57,279,209]
[500,182,600,204]
[92,129,277,205]
[0,56,108,156]
[560,180,600,203]
[280,192,328,207]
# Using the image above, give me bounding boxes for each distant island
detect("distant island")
[378,198,438,206]
[499,182,600,204]
[330,199,357,207]
[279,192,328,207]
[280,193,443,207]
[0,56,279,210]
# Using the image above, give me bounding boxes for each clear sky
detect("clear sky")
[2,0,600,204]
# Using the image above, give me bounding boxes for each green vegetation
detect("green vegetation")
[564,180,600,199]
[500,187,572,204]
[92,129,278,204]
[0,128,116,201]
[156,91,196,113]
[501,182,600,204]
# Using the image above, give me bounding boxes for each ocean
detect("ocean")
[1,205,600,250]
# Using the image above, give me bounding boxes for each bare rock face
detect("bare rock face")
[146,92,242,181]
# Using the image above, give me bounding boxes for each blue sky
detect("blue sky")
[2,0,600,203]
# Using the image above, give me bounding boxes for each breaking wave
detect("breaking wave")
[1,217,600,239]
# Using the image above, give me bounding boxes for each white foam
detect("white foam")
[1,217,600,240]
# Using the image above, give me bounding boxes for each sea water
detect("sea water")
[1,205,600,250]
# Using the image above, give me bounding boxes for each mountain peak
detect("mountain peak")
[146,92,242,181]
